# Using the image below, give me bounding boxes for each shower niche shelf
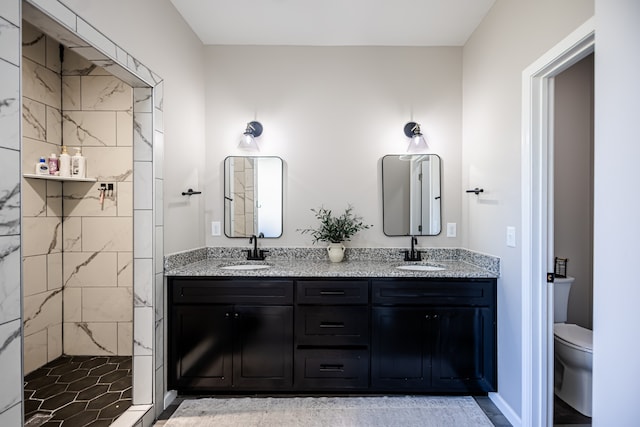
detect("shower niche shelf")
[23,174,97,182]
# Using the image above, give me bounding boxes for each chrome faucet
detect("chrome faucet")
[403,235,422,262]
[247,233,268,261]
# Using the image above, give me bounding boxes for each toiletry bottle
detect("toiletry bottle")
[48,153,59,175]
[35,157,49,175]
[59,146,71,177]
[71,148,86,178]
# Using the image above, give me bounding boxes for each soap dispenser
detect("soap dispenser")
[71,148,86,178]
[59,146,71,177]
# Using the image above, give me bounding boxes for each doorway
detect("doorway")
[520,18,594,427]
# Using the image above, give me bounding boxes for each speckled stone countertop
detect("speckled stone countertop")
[165,247,500,279]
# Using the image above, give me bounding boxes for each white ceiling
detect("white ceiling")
[169,0,495,46]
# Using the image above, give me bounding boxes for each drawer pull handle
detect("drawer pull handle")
[320,322,345,328]
[320,290,346,295]
[319,364,344,372]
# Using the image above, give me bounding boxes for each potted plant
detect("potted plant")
[298,205,372,262]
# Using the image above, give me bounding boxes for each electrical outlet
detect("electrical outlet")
[446,223,457,237]
[211,221,221,236]
[506,226,516,247]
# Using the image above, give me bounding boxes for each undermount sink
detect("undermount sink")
[396,264,446,272]
[220,264,271,271]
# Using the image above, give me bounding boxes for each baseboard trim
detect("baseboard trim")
[489,392,521,427]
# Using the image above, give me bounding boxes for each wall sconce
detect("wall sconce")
[403,121,429,153]
[238,121,263,151]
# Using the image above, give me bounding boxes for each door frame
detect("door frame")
[520,18,594,427]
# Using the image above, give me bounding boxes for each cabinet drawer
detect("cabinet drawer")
[372,279,494,305]
[296,280,369,304]
[296,306,369,346]
[171,278,293,304]
[295,349,369,389]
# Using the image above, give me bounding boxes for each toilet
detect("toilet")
[553,276,593,417]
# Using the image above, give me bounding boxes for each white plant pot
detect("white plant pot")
[327,243,345,263]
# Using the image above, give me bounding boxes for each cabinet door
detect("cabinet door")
[431,307,496,392]
[170,305,232,390]
[233,305,293,389]
[371,307,432,389]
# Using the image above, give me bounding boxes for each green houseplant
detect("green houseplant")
[298,206,372,262]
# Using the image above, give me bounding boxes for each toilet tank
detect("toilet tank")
[554,276,575,323]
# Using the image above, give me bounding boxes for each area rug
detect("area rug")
[163,395,494,427]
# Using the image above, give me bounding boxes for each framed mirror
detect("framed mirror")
[224,156,283,238]
[381,154,442,236]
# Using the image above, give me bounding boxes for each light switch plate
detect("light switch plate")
[446,223,457,237]
[211,221,221,236]
[506,226,516,247]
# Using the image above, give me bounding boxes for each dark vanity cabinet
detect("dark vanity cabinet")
[168,276,496,394]
[169,278,294,391]
[371,279,496,392]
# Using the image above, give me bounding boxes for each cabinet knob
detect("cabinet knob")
[225,312,230,318]
[234,313,239,318]
[425,314,431,320]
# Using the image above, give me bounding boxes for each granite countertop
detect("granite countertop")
[165,248,499,279]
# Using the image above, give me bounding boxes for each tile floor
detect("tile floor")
[24,355,132,427]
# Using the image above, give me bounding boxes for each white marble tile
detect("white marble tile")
[0,403,22,427]
[154,366,164,419]
[155,227,163,274]
[46,180,63,217]
[153,130,164,179]
[82,287,132,322]
[82,217,133,252]
[134,161,152,210]
[0,151,19,232]
[62,216,81,251]
[133,355,153,404]
[76,17,117,59]
[21,21,45,66]
[23,254,47,297]
[155,317,163,367]
[21,176,46,218]
[62,47,101,76]
[0,17,19,66]
[81,146,132,181]
[0,60,20,150]
[133,112,153,161]
[153,82,163,111]
[118,252,133,287]
[0,0,19,26]
[116,46,127,65]
[67,46,109,62]
[133,88,152,113]
[117,110,133,146]
[63,111,117,146]
[63,321,118,355]
[22,57,61,109]
[47,323,62,362]
[23,328,47,375]
[81,76,132,111]
[155,179,163,226]
[127,55,155,86]
[134,258,152,308]
[63,287,81,322]
[154,274,164,321]
[134,210,153,259]
[23,288,62,336]
[22,98,46,140]
[0,235,20,324]
[153,107,163,133]
[46,106,62,144]
[63,181,118,217]
[22,217,62,256]
[117,181,133,217]
[47,252,63,290]
[62,75,81,110]
[63,251,118,287]
[28,0,78,31]
[134,307,153,356]
[21,137,59,177]
[45,35,61,74]
[118,322,132,356]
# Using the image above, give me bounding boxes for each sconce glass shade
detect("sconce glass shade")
[404,121,429,153]
[238,121,263,151]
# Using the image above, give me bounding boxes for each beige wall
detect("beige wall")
[462,0,594,418]
[203,46,463,249]
[553,54,594,330]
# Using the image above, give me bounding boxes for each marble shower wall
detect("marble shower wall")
[21,22,134,374]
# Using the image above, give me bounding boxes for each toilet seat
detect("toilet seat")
[554,323,593,353]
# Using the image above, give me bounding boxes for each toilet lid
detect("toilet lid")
[554,323,593,352]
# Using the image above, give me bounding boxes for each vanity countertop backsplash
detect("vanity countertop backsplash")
[164,247,500,279]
